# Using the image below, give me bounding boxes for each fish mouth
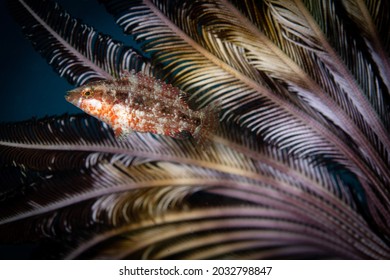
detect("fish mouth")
[65,89,76,101]
[65,90,82,107]
[64,92,71,102]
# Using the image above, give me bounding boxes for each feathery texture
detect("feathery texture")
[7,0,155,85]
[1,0,389,259]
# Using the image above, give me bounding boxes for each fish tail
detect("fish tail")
[193,101,221,146]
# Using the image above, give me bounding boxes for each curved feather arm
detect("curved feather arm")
[188,0,390,202]
[62,206,387,259]
[0,114,361,211]
[4,0,390,259]
[0,114,388,259]
[7,0,154,86]
[341,0,390,91]
[186,0,390,189]
[267,0,390,157]
[100,0,390,240]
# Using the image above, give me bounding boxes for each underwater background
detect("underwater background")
[0,0,135,123]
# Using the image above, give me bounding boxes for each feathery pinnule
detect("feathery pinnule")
[2,0,389,259]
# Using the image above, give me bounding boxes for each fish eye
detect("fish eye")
[82,88,93,98]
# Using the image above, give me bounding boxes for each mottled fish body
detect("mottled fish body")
[65,71,218,144]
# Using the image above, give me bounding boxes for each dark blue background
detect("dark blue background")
[0,0,135,122]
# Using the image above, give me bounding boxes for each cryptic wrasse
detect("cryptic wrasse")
[65,71,219,144]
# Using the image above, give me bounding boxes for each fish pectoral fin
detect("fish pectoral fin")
[174,130,193,140]
[114,127,133,140]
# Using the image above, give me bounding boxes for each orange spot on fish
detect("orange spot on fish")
[114,127,122,138]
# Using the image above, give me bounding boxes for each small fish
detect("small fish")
[65,71,219,144]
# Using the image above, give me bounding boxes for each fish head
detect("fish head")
[65,81,115,118]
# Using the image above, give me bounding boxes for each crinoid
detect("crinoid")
[1,0,389,259]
